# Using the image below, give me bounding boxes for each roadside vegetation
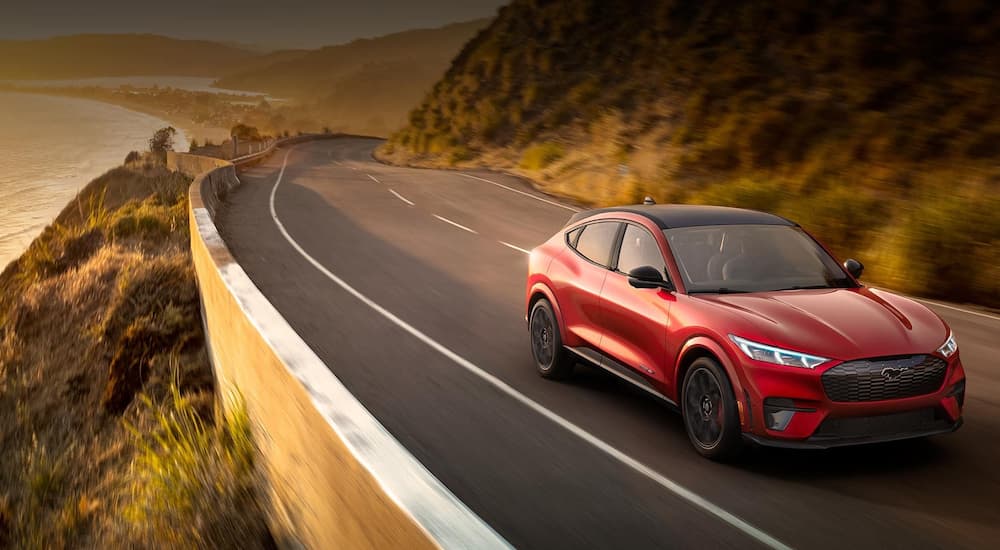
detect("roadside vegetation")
[383,0,1000,307]
[0,147,272,547]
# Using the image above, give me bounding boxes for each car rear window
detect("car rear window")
[572,221,621,267]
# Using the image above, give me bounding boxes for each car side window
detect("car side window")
[566,227,584,247]
[616,224,665,275]
[573,222,621,267]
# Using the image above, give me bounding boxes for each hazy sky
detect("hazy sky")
[0,0,507,50]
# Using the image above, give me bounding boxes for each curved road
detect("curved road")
[218,138,1000,549]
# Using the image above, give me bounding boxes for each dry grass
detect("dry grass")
[122,386,271,549]
[0,158,272,548]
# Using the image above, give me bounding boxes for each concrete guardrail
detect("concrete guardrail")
[172,138,509,549]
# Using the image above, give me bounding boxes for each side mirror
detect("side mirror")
[844,258,864,279]
[627,265,674,290]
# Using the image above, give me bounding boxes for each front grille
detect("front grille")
[813,408,947,439]
[822,355,947,402]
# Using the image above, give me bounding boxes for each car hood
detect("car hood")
[697,287,949,361]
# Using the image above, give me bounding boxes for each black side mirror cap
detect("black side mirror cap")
[627,265,674,290]
[844,258,864,279]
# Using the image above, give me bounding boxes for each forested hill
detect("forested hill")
[213,19,491,135]
[214,19,490,97]
[382,0,1000,306]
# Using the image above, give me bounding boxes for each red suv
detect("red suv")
[525,204,965,460]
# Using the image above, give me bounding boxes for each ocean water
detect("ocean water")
[0,91,187,268]
[3,75,264,96]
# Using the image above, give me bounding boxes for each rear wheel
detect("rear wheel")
[681,357,743,461]
[529,299,574,380]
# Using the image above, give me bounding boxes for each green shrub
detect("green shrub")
[448,146,474,166]
[519,142,565,171]
[686,178,789,213]
[778,184,883,258]
[124,387,270,548]
[890,189,1000,302]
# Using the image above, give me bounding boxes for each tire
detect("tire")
[528,299,574,380]
[681,357,744,461]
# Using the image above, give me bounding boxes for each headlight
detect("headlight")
[937,332,958,358]
[729,335,830,369]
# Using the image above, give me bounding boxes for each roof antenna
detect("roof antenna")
[642,196,656,205]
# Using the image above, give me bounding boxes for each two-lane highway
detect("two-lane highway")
[218,138,1000,549]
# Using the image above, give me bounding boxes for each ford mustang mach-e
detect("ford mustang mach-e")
[525,204,965,459]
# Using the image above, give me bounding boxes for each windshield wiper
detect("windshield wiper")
[689,288,750,294]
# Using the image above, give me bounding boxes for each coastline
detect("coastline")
[0,84,232,145]
[0,91,194,268]
[71,91,232,144]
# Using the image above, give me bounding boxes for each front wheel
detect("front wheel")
[528,299,574,380]
[681,357,743,461]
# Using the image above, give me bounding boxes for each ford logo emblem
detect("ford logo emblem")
[881,367,906,380]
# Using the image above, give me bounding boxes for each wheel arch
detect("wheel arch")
[674,336,749,429]
[527,283,568,341]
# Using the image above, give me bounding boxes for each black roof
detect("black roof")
[566,204,795,229]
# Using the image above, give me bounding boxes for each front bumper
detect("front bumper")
[738,351,966,448]
[744,416,962,450]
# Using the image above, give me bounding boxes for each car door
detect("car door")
[549,221,622,350]
[598,222,675,391]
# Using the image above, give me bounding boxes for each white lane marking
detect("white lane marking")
[434,214,478,235]
[367,174,381,184]
[499,241,530,255]
[914,297,1000,322]
[255,149,511,549]
[269,151,791,550]
[871,286,1000,323]
[459,173,581,213]
[389,189,415,206]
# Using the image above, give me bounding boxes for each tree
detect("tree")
[230,123,261,141]
[149,126,177,154]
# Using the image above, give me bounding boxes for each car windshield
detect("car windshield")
[664,224,855,294]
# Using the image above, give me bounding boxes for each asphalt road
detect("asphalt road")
[217,137,1000,549]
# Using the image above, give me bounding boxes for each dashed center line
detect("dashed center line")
[389,189,415,206]
[434,215,478,234]
[367,174,381,184]
[499,241,531,255]
[459,173,581,213]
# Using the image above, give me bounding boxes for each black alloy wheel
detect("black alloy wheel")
[682,357,744,460]
[529,299,573,380]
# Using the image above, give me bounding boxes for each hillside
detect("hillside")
[0,34,259,79]
[218,48,311,81]
[0,158,270,547]
[383,0,1000,307]
[214,19,491,135]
